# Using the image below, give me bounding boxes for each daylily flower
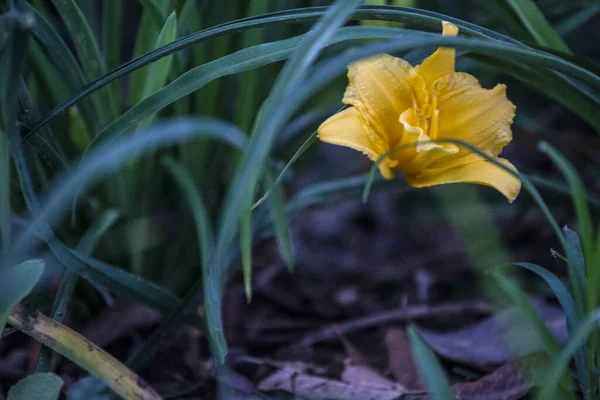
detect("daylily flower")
[318,22,521,201]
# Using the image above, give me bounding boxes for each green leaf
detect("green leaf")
[162,157,214,269]
[0,129,9,248]
[138,11,178,104]
[472,0,530,40]
[24,2,100,135]
[505,0,571,53]
[137,0,167,28]
[538,142,593,271]
[536,311,600,400]
[102,0,123,104]
[265,165,294,271]
[14,118,246,255]
[90,27,401,149]
[506,261,588,396]
[8,372,63,400]
[67,250,181,317]
[235,0,271,132]
[253,131,319,209]
[556,4,600,36]
[563,227,586,278]
[407,326,454,400]
[129,0,168,106]
[36,210,121,372]
[492,272,561,357]
[0,260,45,335]
[50,0,117,121]
[217,0,362,268]
[23,5,528,138]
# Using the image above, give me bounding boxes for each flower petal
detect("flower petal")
[318,107,396,179]
[342,54,422,148]
[435,72,516,158]
[406,158,521,202]
[415,21,458,87]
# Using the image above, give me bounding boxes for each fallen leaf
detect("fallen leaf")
[385,328,424,391]
[341,358,407,392]
[417,301,566,367]
[258,360,408,400]
[453,361,532,400]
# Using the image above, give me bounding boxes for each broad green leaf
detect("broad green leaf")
[0,260,45,334]
[505,0,571,52]
[8,372,63,400]
[407,326,454,400]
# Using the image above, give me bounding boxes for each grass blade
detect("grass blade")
[50,0,117,121]
[538,142,593,275]
[23,5,532,139]
[407,326,454,400]
[8,305,161,400]
[265,165,294,271]
[235,0,271,132]
[505,0,571,52]
[138,11,178,104]
[102,0,123,103]
[0,129,9,248]
[129,0,167,106]
[24,2,100,135]
[126,158,216,370]
[506,261,588,396]
[36,210,121,372]
[493,272,561,357]
[91,27,399,149]
[162,158,214,268]
[536,310,600,400]
[217,0,362,267]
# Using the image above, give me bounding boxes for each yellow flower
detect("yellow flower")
[318,22,521,202]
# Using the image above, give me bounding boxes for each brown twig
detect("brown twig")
[293,300,492,348]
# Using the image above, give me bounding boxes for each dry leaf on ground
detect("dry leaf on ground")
[258,359,408,400]
[417,301,565,367]
[453,361,532,400]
